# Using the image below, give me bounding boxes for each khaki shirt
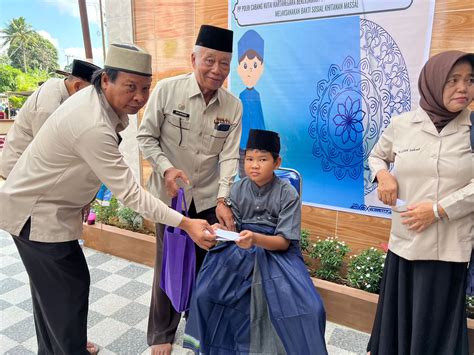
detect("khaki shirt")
[369,107,473,262]
[137,73,243,212]
[0,86,182,242]
[0,78,70,178]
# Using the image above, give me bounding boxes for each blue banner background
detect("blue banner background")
[230,16,364,208]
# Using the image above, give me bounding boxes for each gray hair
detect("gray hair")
[193,45,204,55]
[91,68,120,93]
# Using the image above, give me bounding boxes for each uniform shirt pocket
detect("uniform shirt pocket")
[391,211,412,240]
[206,129,229,154]
[163,113,191,148]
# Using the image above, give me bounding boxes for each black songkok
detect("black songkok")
[246,129,280,155]
[195,25,233,53]
[71,59,101,83]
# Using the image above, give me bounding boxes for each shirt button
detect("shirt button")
[256,206,259,210]
[199,132,202,136]
[257,217,261,220]
[196,150,200,155]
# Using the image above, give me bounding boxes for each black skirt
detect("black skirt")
[367,250,469,355]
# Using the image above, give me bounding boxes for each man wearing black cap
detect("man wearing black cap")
[0,43,214,355]
[137,25,242,354]
[0,59,100,179]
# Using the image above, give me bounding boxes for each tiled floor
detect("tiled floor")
[0,229,370,354]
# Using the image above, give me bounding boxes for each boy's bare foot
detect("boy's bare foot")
[86,341,99,354]
[150,343,172,355]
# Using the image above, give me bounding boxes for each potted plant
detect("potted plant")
[304,232,474,347]
[306,236,381,332]
[82,196,156,267]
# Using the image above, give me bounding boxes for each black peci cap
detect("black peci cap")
[71,59,101,83]
[246,129,280,154]
[195,25,233,53]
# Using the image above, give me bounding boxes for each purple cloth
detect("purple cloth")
[160,188,196,312]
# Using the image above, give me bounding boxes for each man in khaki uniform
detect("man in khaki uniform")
[0,59,100,179]
[137,25,242,355]
[0,43,215,355]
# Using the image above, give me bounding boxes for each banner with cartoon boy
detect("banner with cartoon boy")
[229,0,435,217]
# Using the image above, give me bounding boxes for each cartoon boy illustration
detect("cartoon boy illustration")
[237,30,266,177]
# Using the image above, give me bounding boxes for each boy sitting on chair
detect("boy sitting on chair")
[184,129,328,354]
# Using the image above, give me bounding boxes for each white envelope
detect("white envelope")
[215,228,239,242]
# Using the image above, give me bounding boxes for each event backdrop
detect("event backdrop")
[229,0,435,217]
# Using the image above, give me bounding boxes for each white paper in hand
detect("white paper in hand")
[215,228,239,242]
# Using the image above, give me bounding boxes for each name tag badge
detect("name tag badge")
[398,147,421,154]
[172,110,190,118]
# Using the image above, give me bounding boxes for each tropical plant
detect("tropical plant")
[0,64,22,93]
[93,196,120,225]
[1,17,59,73]
[0,55,9,65]
[0,65,51,108]
[92,195,151,234]
[63,62,73,73]
[347,247,386,294]
[1,17,35,72]
[309,236,350,282]
[8,32,59,73]
[300,228,310,252]
[117,206,144,231]
[467,296,474,319]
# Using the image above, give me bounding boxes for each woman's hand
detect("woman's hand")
[236,230,255,249]
[376,170,398,206]
[400,202,437,233]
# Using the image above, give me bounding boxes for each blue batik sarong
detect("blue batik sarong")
[183,224,327,354]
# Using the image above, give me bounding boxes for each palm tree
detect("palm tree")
[1,17,35,72]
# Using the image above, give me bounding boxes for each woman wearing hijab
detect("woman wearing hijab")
[367,50,474,354]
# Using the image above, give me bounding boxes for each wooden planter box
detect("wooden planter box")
[314,278,474,354]
[82,223,155,267]
[468,318,474,355]
[313,278,378,333]
[82,224,474,351]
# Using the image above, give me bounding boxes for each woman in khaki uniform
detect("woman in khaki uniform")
[367,51,474,354]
